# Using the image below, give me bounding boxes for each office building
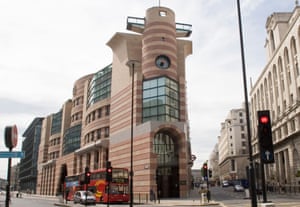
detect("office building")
[218,108,249,181]
[250,5,300,187]
[19,117,43,193]
[36,5,193,198]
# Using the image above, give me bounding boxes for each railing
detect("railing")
[266,184,300,194]
[127,16,192,37]
[176,22,192,32]
[133,193,149,204]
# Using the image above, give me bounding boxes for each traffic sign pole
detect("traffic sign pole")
[5,148,12,207]
[4,124,19,207]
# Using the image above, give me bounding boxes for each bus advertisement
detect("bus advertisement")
[65,168,129,203]
[65,175,80,201]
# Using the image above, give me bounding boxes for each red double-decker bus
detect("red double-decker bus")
[65,168,129,203]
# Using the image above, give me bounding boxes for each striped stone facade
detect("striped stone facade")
[36,6,192,198]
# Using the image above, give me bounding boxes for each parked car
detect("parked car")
[222,180,229,187]
[73,190,96,205]
[233,184,244,192]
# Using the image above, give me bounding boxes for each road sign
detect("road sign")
[0,151,24,158]
[262,150,274,163]
[4,125,18,149]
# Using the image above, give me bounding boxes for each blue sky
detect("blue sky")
[0,0,297,178]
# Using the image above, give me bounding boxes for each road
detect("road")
[211,185,300,207]
[1,186,300,207]
[0,194,56,207]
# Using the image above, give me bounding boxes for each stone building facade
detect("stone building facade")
[250,5,300,187]
[218,108,249,182]
[35,5,193,198]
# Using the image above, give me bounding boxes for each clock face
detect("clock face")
[155,55,170,69]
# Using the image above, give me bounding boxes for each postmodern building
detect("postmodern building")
[218,108,249,182]
[250,5,300,187]
[36,5,193,198]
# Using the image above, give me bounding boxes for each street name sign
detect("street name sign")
[0,151,25,158]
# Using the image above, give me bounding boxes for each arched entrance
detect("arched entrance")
[153,131,179,198]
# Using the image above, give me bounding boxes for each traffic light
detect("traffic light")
[202,163,208,177]
[85,167,91,184]
[106,161,113,182]
[257,110,274,163]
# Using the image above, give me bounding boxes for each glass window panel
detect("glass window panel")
[143,108,150,117]
[142,77,179,122]
[169,90,178,99]
[87,65,111,107]
[149,98,158,107]
[143,99,151,107]
[150,107,158,116]
[169,108,176,116]
[169,79,178,90]
[149,79,158,88]
[158,77,165,86]
[143,90,151,98]
[157,96,165,105]
[143,80,151,89]
[149,88,158,97]
[164,77,170,86]
[158,86,165,96]
[158,105,165,114]
[157,115,164,121]
[174,110,179,118]
[166,97,178,108]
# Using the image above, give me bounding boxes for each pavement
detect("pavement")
[7,190,300,207]
[52,194,300,207]
[54,199,220,207]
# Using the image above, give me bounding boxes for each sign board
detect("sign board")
[0,151,25,158]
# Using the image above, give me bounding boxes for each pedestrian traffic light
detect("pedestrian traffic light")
[257,110,274,163]
[106,161,113,182]
[85,167,91,184]
[202,163,208,177]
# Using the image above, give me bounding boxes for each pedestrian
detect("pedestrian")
[150,189,156,203]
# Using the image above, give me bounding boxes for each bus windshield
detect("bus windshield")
[112,168,129,183]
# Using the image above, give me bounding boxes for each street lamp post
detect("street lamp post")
[130,62,134,207]
[236,1,257,207]
[127,60,139,207]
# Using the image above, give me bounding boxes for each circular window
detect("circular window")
[155,55,171,69]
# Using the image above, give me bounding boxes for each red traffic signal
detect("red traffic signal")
[106,167,113,182]
[202,163,208,177]
[257,110,274,164]
[85,167,91,184]
[259,116,269,124]
[106,161,113,182]
[107,168,112,173]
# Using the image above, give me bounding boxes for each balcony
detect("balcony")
[127,16,192,37]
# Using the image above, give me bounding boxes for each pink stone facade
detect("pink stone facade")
[37,6,192,199]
